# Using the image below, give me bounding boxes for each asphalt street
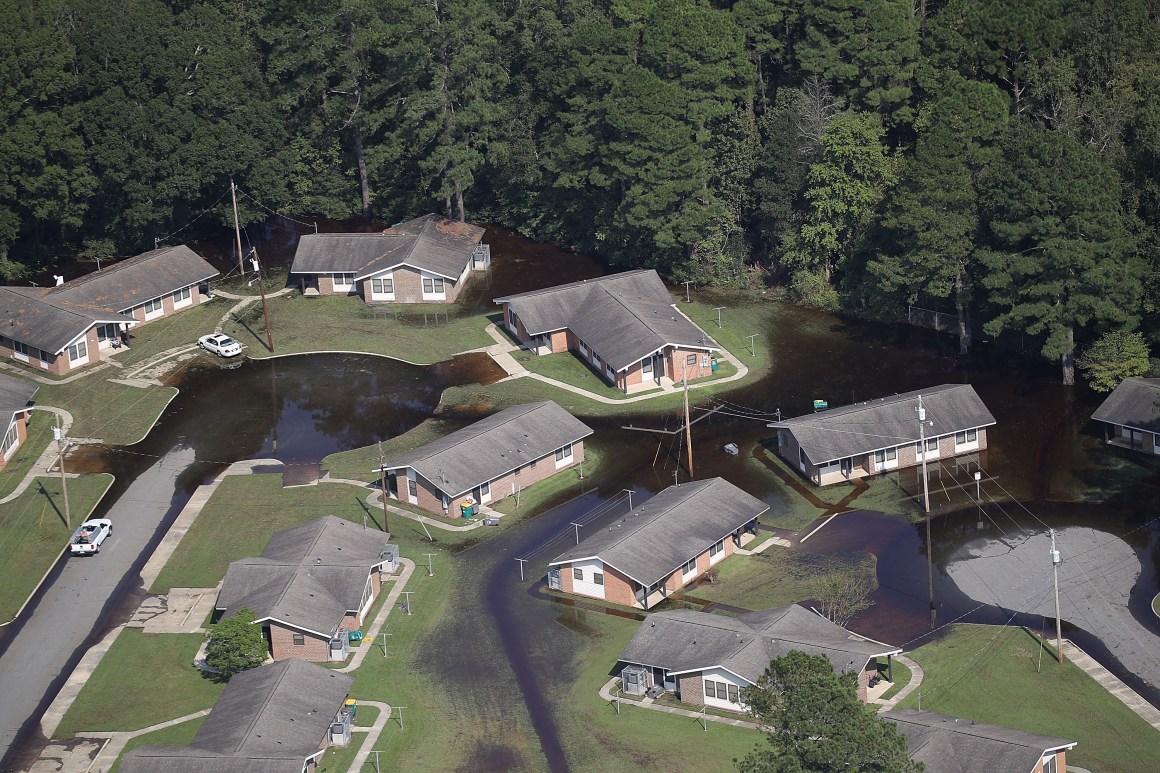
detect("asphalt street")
[946,525,1160,687]
[0,447,196,763]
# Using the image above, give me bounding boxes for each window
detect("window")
[727,684,739,703]
[709,539,724,558]
[874,447,898,465]
[480,481,490,497]
[704,681,715,699]
[422,275,445,295]
[593,354,602,367]
[292,633,305,646]
[332,272,355,289]
[67,340,88,363]
[703,679,740,705]
[686,354,697,366]
[407,478,417,498]
[682,558,697,577]
[12,341,28,360]
[593,572,604,586]
[173,286,192,305]
[143,297,164,316]
[371,276,394,295]
[555,444,573,462]
[573,567,583,581]
[641,357,652,374]
[955,428,978,446]
[3,423,19,458]
[916,437,938,456]
[579,342,588,356]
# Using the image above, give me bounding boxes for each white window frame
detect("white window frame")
[708,539,725,564]
[593,572,604,586]
[954,428,979,449]
[332,272,355,291]
[172,285,193,308]
[555,443,573,468]
[143,297,164,319]
[916,437,939,461]
[67,339,89,365]
[573,567,583,581]
[421,273,446,300]
[681,558,698,578]
[370,275,395,300]
[406,471,418,504]
[12,340,28,362]
[479,480,491,503]
[874,446,898,470]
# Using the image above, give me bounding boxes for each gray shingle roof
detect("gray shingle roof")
[0,373,38,430]
[1091,377,1160,432]
[46,245,218,312]
[883,709,1075,773]
[549,478,768,588]
[120,659,353,773]
[618,605,898,685]
[290,214,485,280]
[494,270,718,371]
[217,516,389,636]
[382,401,593,498]
[0,286,134,355]
[777,384,995,464]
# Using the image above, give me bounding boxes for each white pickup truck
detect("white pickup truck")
[69,519,112,556]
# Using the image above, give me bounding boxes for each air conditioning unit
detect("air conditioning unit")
[621,665,650,696]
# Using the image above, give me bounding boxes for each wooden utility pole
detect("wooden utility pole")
[54,416,71,528]
[230,178,246,277]
[252,248,274,351]
[683,366,694,478]
[917,395,933,628]
[1051,529,1065,664]
[378,442,390,534]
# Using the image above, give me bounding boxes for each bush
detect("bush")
[205,608,267,678]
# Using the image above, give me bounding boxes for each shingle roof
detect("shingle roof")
[120,660,353,773]
[382,401,593,498]
[0,373,38,430]
[46,245,218,312]
[618,605,898,685]
[883,709,1075,773]
[217,516,389,636]
[0,286,134,354]
[549,478,768,588]
[494,270,718,371]
[1091,377,1160,433]
[776,384,995,464]
[290,214,485,280]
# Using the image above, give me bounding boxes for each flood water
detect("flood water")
[7,223,1160,771]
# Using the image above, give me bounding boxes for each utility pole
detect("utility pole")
[746,334,758,357]
[378,442,390,534]
[515,558,527,581]
[230,178,245,277]
[683,365,694,479]
[423,553,435,577]
[53,417,71,528]
[400,591,413,615]
[974,470,983,530]
[251,248,274,351]
[917,395,933,628]
[622,489,634,512]
[570,522,582,545]
[713,307,725,328]
[1051,530,1065,664]
[683,281,693,303]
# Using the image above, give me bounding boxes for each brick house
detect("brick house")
[617,605,900,712]
[120,659,355,773]
[216,516,395,662]
[0,245,218,376]
[0,373,38,470]
[1091,377,1160,456]
[547,478,767,609]
[884,709,1076,773]
[379,401,593,518]
[773,384,996,487]
[289,214,490,304]
[494,270,719,394]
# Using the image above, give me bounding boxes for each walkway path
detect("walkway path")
[481,323,750,405]
[598,677,762,730]
[0,408,79,506]
[874,655,924,712]
[337,558,416,673]
[321,474,490,533]
[346,701,392,773]
[1063,639,1160,731]
[84,709,212,772]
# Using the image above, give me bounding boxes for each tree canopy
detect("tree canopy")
[205,607,268,678]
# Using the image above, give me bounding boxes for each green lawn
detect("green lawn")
[878,658,912,702]
[689,547,877,612]
[0,474,114,621]
[221,293,493,364]
[490,444,603,516]
[552,610,759,770]
[322,419,456,484]
[681,291,776,383]
[110,716,206,773]
[212,267,291,298]
[0,411,55,498]
[55,628,224,737]
[115,299,234,368]
[898,624,1160,773]
[520,350,653,400]
[37,379,177,445]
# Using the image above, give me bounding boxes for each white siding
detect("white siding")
[569,558,606,600]
[699,666,750,711]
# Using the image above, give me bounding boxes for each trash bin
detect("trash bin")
[710,358,719,373]
[348,630,364,642]
[460,503,475,519]
[345,698,358,719]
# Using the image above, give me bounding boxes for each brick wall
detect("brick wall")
[857,661,875,702]
[269,623,331,662]
[547,330,568,352]
[677,673,705,706]
[1033,751,1067,773]
[663,346,712,382]
[389,266,460,304]
[603,566,637,606]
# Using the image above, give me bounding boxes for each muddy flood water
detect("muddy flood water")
[9,224,1160,771]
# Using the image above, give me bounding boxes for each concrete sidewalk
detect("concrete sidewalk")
[597,677,762,730]
[0,407,79,506]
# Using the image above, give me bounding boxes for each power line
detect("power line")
[153,188,232,245]
[234,187,319,232]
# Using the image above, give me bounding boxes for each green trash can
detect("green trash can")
[710,358,718,373]
[460,503,475,519]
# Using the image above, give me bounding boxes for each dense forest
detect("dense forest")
[3,0,1159,382]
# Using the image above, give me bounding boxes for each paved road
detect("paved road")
[946,525,1160,688]
[0,447,195,765]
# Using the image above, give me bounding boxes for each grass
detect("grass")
[0,411,55,498]
[1153,592,1160,618]
[551,609,760,770]
[898,624,1160,773]
[321,419,455,484]
[37,379,178,445]
[520,350,654,400]
[681,291,776,382]
[55,628,224,737]
[689,548,877,612]
[110,715,206,773]
[878,658,912,702]
[221,293,494,364]
[114,299,234,368]
[213,267,291,297]
[0,474,114,621]
[490,444,603,516]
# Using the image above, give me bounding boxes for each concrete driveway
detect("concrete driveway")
[0,447,196,764]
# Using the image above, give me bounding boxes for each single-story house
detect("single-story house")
[289,214,489,303]
[883,709,1076,773]
[379,400,592,518]
[120,659,356,773]
[548,478,768,609]
[0,373,38,469]
[216,516,395,662]
[1090,377,1160,456]
[617,605,901,711]
[773,384,996,487]
[0,244,218,376]
[494,269,719,394]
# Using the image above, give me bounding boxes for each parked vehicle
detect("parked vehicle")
[197,333,243,357]
[69,519,112,556]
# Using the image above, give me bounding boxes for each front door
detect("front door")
[841,457,853,477]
